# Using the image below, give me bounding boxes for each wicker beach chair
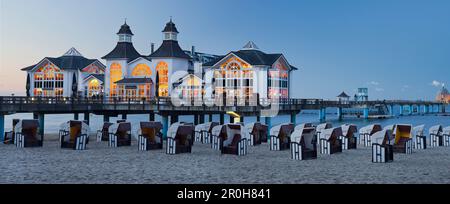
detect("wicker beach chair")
[108,122,132,147]
[59,120,89,150]
[137,121,163,151]
[245,122,265,146]
[358,124,382,146]
[391,124,413,154]
[166,122,194,155]
[371,129,394,163]
[194,123,205,143]
[412,125,426,149]
[3,119,19,145]
[201,122,219,144]
[315,123,332,146]
[219,124,249,156]
[340,124,358,150]
[319,127,343,155]
[429,125,443,147]
[269,123,294,151]
[97,122,113,142]
[290,127,317,160]
[443,126,450,147]
[211,125,224,150]
[14,119,43,148]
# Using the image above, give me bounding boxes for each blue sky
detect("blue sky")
[1,0,449,100]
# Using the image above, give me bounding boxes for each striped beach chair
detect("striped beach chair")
[429,125,443,147]
[319,127,343,155]
[137,121,163,151]
[390,124,413,154]
[371,129,394,163]
[219,124,249,156]
[166,123,194,155]
[290,127,317,160]
[358,124,382,147]
[412,125,426,149]
[14,120,43,148]
[340,124,358,150]
[59,120,89,150]
[108,122,132,147]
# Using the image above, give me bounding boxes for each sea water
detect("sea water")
[3,108,449,136]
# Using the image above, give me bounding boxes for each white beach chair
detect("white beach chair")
[166,123,194,155]
[412,125,426,149]
[194,123,204,143]
[429,125,443,147]
[358,124,382,146]
[211,125,223,150]
[59,120,89,150]
[290,127,317,160]
[220,124,249,156]
[392,124,413,154]
[14,119,43,148]
[315,123,332,146]
[269,123,294,151]
[340,124,358,150]
[371,129,394,163]
[442,126,450,147]
[319,127,343,155]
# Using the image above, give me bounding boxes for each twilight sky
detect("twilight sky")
[1,0,449,100]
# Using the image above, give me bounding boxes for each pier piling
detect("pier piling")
[290,112,297,124]
[388,105,394,116]
[209,114,213,122]
[256,115,261,122]
[162,115,168,139]
[74,113,79,120]
[399,105,404,116]
[84,113,90,125]
[265,117,272,141]
[149,113,155,121]
[363,107,369,119]
[319,108,326,122]
[122,114,127,120]
[0,114,4,142]
[103,115,110,122]
[171,115,179,124]
[38,114,44,137]
[219,113,224,125]
[194,114,199,125]
[337,107,343,120]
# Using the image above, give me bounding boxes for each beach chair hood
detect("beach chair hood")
[341,124,357,137]
[295,123,313,131]
[211,125,224,137]
[413,125,425,136]
[429,125,442,135]
[371,129,393,145]
[443,126,450,135]
[321,127,342,141]
[359,124,381,135]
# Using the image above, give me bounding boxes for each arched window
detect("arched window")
[132,64,151,77]
[88,79,102,97]
[156,61,168,97]
[110,63,122,96]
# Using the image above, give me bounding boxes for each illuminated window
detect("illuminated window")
[33,63,63,97]
[110,63,122,96]
[156,61,169,97]
[87,79,102,97]
[132,64,151,77]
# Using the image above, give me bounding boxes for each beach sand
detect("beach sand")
[0,134,449,184]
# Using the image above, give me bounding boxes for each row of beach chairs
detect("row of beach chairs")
[3,119,449,163]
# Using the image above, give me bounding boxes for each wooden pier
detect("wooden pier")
[0,96,446,140]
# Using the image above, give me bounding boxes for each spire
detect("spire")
[162,17,179,33]
[117,21,134,36]
[63,47,83,57]
[243,41,259,50]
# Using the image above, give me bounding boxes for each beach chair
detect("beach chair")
[319,127,343,155]
[137,121,163,151]
[339,124,358,150]
[371,129,394,163]
[108,122,132,147]
[269,123,294,151]
[97,122,113,142]
[194,123,204,143]
[315,123,332,146]
[391,124,413,154]
[412,125,426,149]
[429,125,443,147]
[245,122,265,146]
[166,122,194,155]
[14,119,43,148]
[202,122,219,144]
[358,124,382,146]
[290,127,317,160]
[220,124,249,156]
[59,120,89,150]
[211,125,224,150]
[443,126,450,147]
[3,119,20,144]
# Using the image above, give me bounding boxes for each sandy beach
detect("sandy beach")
[0,133,449,184]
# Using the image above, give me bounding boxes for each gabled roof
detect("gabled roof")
[21,48,104,71]
[102,42,142,62]
[202,50,281,67]
[337,92,350,98]
[115,77,153,84]
[84,74,105,83]
[148,40,191,59]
